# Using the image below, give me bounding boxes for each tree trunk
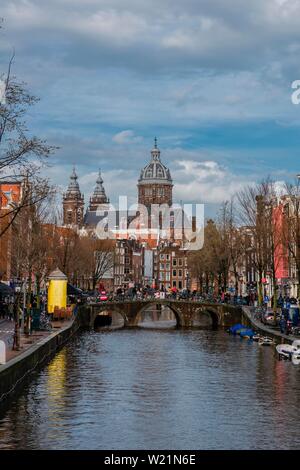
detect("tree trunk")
[25,268,32,335]
[258,272,263,306]
[36,274,41,309]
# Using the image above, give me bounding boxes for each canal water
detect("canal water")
[0,324,300,450]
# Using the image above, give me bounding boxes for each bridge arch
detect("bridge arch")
[198,307,220,329]
[135,301,182,328]
[92,306,125,329]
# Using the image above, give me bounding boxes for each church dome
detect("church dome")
[138,138,172,185]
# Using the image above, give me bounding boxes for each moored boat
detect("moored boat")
[258,337,275,346]
[277,340,300,364]
[239,328,255,339]
[229,323,247,335]
[252,334,261,341]
[276,343,294,359]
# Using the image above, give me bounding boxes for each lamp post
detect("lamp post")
[185,271,190,291]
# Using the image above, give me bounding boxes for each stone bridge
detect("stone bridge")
[79,300,242,329]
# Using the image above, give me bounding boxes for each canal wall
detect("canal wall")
[242,306,295,344]
[0,314,81,405]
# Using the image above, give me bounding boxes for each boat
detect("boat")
[276,340,300,364]
[252,334,261,341]
[276,343,294,359]
[292,348,300,365]
[229,323,247,335]
[258,336,275,346]
[239,328,255,339]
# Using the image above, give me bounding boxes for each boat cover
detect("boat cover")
[239,328,255,338]
[229,323,247,334]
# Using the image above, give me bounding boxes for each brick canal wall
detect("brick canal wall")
[0,315,81,405]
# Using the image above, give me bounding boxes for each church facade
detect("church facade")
[63,138,173,229]
[62,140,189,291]
[138,137,173,210]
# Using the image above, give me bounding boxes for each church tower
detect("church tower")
[88,170,109,211]
[84,170,110,227]
[138,138,173,211]
[63,167,84,227]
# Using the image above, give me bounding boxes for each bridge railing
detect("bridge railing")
[87,297,230,307]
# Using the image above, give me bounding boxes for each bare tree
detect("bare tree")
[237,179,282,312]
[0,22,56,238]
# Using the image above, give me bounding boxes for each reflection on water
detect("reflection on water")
[139,307,177,329]
[0,327,300,450]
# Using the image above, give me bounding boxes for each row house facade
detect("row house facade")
[158,245,189,291]
[113,239,144,290]
[0,181,22,282]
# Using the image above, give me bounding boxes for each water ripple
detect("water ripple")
[0,328,300,449]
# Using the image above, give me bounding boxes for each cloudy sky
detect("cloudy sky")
[1,0,300,215]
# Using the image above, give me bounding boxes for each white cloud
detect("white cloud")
[112,130,143,144]
[1,0,299,219]
[173,159,252,204]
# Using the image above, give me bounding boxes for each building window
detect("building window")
[166,254,170,261]
[178,270,182,277]
[172,281,177,287]
[160,263,164,270]
[173,270,177,277]
[160,254,165,260]
[178,259,183,266]
[166,263,170,270]
[173,259,177,266]
[178,281,182,289]
[166,272,170,281]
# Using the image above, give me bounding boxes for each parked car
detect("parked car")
[262,309,277,326]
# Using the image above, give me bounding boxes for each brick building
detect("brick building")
[63,167,84,227]
[158,245,189,291]
[138,137,173,212]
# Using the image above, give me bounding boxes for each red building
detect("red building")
[273,203,289,284]
[0,181,22,281]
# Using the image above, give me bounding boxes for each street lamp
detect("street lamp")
[185,271,190,291]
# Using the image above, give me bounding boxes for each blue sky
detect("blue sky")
[1,0,300,215]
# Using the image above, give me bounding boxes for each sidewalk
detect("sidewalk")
[0,319,73,363]
[243,306,298,344]
[0,319,15,350]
